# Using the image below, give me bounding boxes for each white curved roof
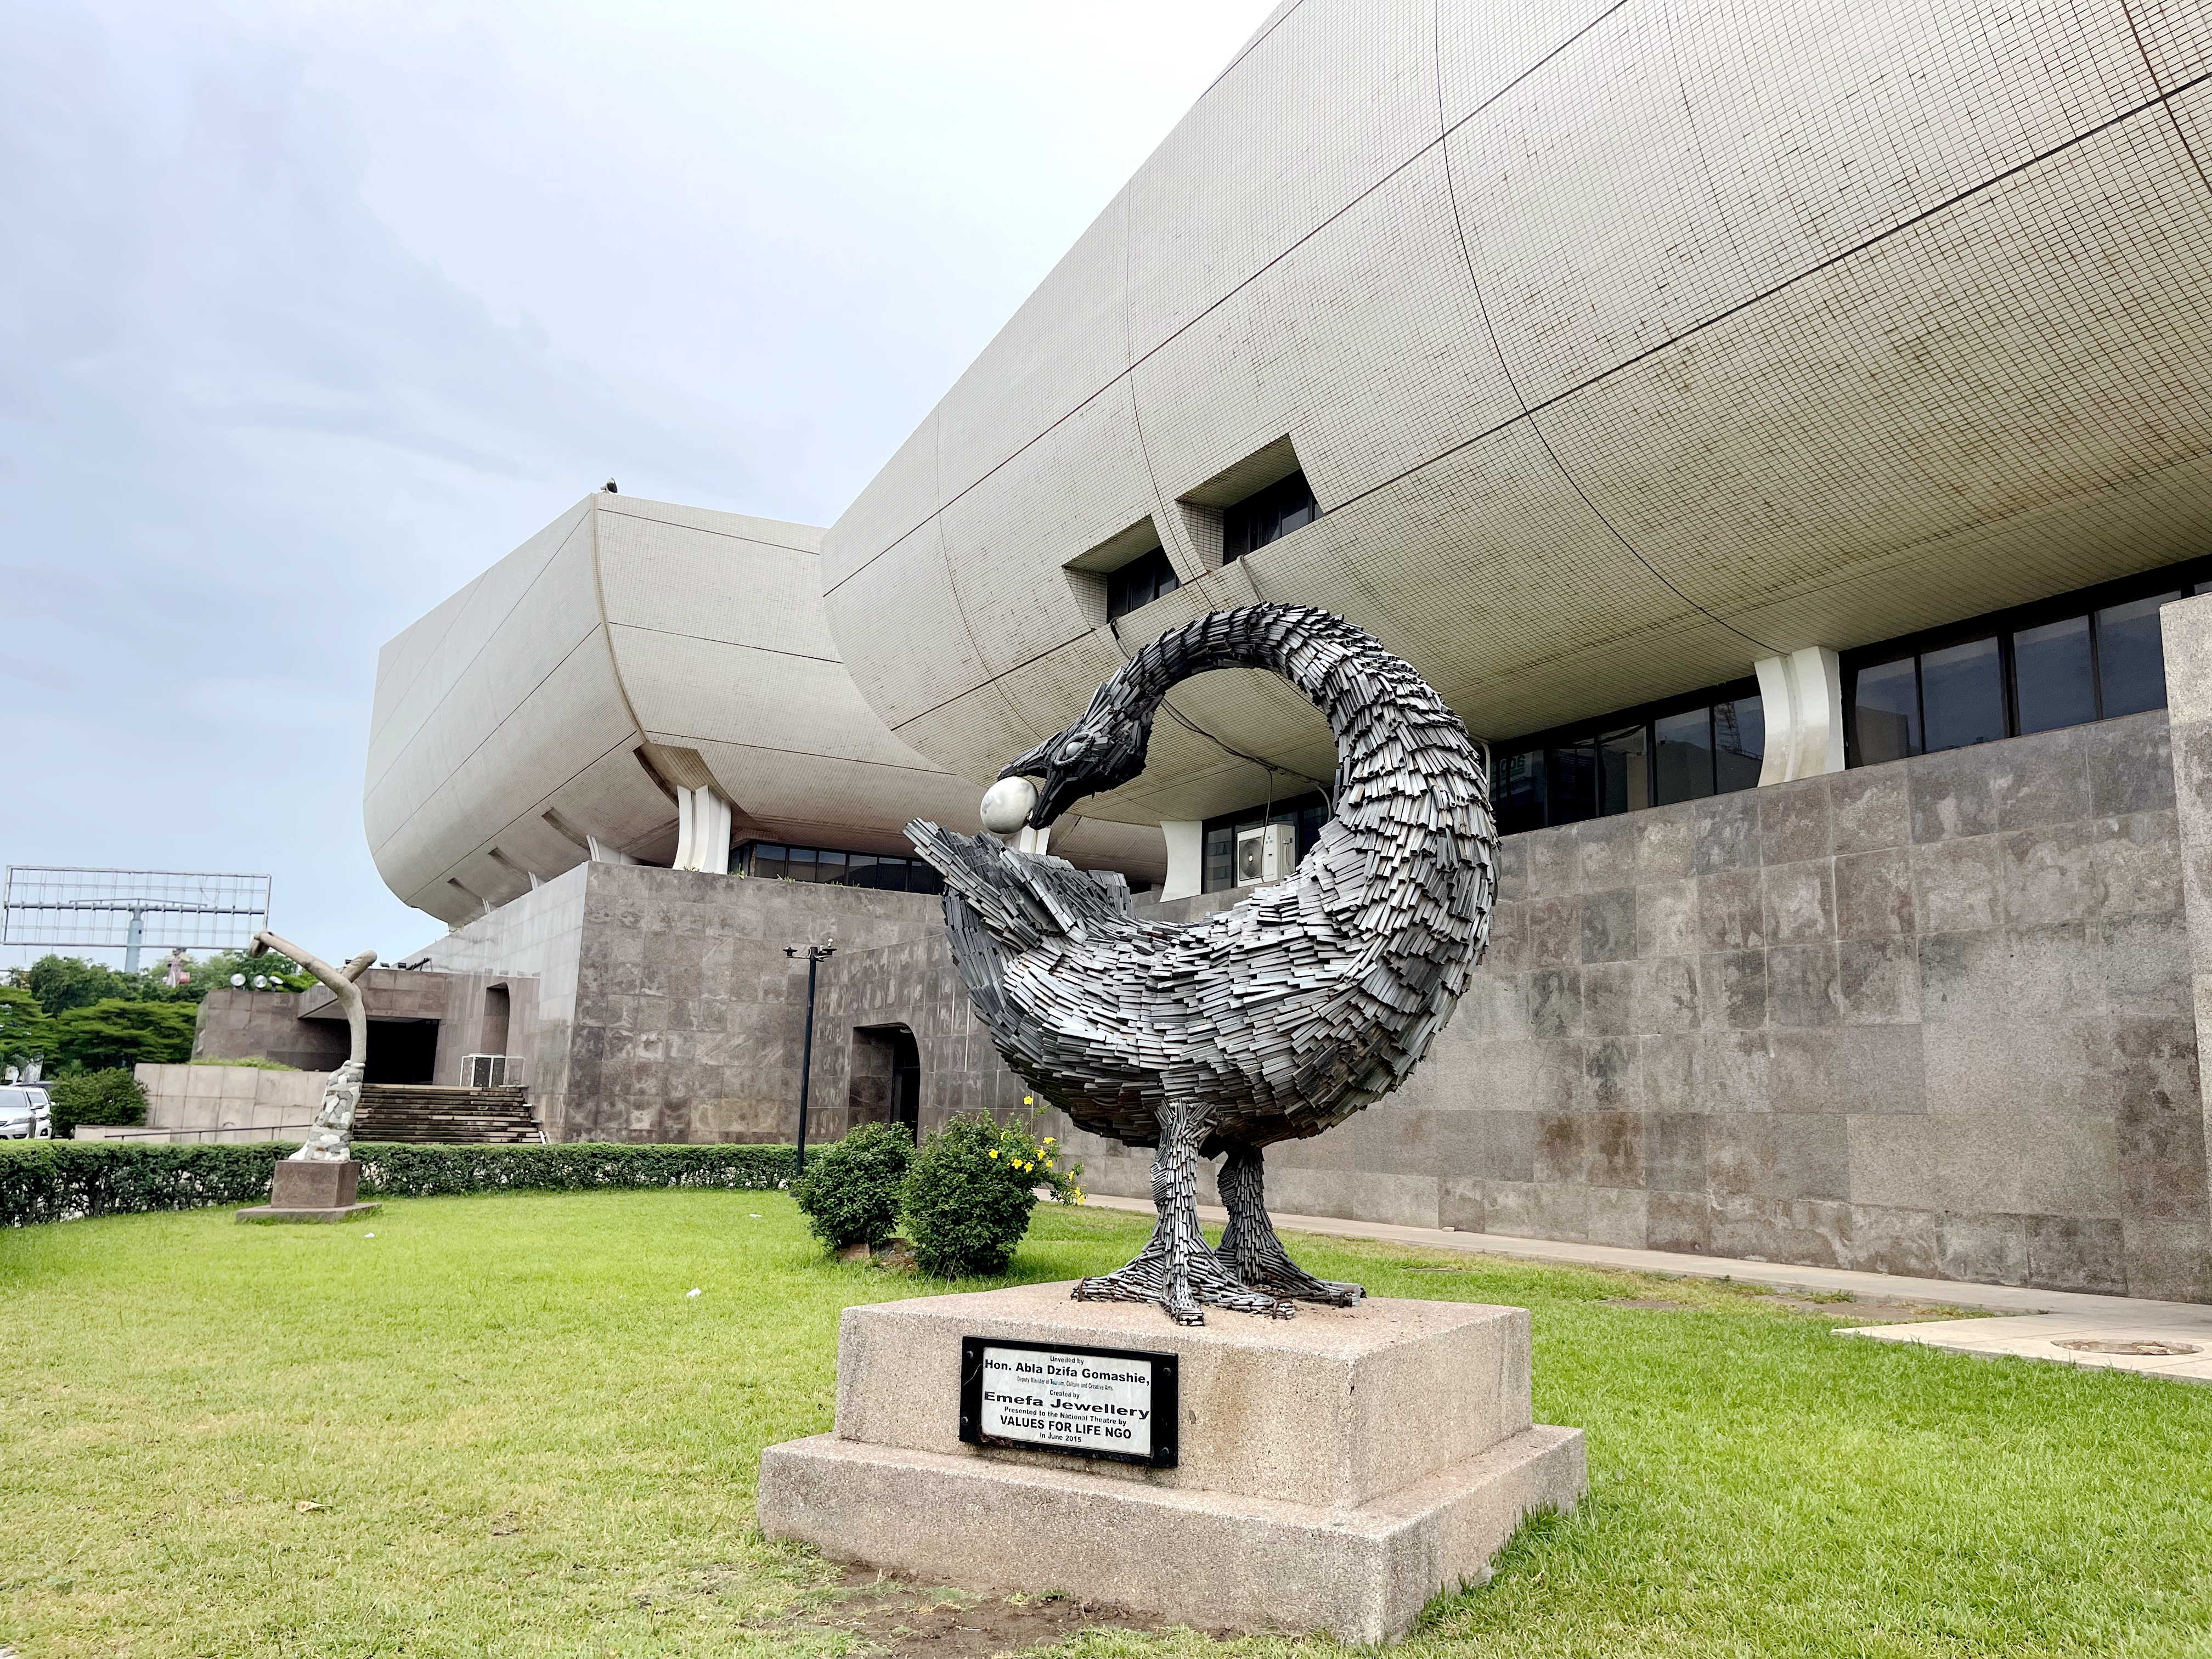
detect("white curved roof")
[366,494,1165,923]
[820,0,2212,826]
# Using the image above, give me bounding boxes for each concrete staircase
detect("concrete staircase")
[354,1084,539,1145]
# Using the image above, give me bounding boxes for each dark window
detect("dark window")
[2098,593,2178,717]
[1921,636,2004,753]
[1549,740,1600,824]
[1491,680,1764,834]
[1714,697,1764,793]
[1498,749,1547,836]
[1598,725,1646,816]
[1221,471,1318,562]
[1106,546,1180,621]
[1652,708,1716,805]
[1852,657,1921,764]
[2013,616,2095,734]
[741,841,943,895]
[1842,558,2212,766]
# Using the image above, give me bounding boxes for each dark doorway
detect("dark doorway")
[483,984,511,1056]
[365,1019,439,1085]
[889,1029,920,1135]
[850,1024,922,1136]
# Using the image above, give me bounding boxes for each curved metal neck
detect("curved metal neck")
[1118,606,1476,828]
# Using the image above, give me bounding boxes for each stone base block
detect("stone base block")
[757,1283,1586,1644]
[236,1202,380,1224]
[761,1422,1582,1645]
[237,1158,377,1223]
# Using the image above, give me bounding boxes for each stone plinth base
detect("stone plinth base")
[757,1282,1584,1644]
[237,1158,379,1224]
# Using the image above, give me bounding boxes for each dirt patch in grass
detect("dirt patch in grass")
[778,1564,1181,1656]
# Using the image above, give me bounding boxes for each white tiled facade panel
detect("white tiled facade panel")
[365,495,1167,926]
[820,0,2212,829]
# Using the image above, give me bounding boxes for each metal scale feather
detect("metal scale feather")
[907,604,1496,1324]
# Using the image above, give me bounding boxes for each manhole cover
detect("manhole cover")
[2052,1338,2202,1357]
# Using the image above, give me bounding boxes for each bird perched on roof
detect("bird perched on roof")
[603,478,620,494]
[906,603,1495,1324]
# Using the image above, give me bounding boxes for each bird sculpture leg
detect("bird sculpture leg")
[1215,1144,1365,1306]
[1072,1098,1290,1325]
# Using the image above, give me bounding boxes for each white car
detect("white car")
[0,1086,53,1139]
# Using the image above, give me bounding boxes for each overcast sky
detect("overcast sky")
[0,0,1273,969]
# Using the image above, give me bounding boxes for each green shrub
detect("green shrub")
[901,1111,1081,1278]
[0,1141,796,1227]
[792,1122,913,1250]
[47,1069,149,1138]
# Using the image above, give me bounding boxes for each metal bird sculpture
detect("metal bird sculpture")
[906,604,1496,1325]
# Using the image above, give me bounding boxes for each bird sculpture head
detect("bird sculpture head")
[983,685,1157,833]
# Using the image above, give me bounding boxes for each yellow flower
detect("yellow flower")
[1042,1137,1055,1145]
[988,1149,1000,1159]
[1023,1095,1034,1105]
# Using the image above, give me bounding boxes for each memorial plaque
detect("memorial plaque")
[958,1336,1178,1467]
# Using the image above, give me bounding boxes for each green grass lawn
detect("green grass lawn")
[3,1191,2209,1658]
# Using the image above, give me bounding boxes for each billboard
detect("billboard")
[1,867,272,970]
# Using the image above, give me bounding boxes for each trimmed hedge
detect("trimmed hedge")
[0,1141,797,1228]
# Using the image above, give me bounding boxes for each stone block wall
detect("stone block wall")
[194,990,349,1073]
[416,862,1023,1146]
[1065,709,2209,1301]
[116,1063,334,1142]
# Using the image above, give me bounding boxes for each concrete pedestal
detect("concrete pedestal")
[757,1282,1584,1644]
[236,1158,379,1223]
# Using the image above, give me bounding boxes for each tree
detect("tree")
[179,948,311,998]
[0,985,55,1070]
[48,998,198,1073]
[25,955,150,1016]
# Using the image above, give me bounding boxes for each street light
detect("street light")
[783,940,836,1175]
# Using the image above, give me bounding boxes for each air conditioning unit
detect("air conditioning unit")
[1234,822,1297,887]
[460,1054,510,1088]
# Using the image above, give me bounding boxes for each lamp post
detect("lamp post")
[784,941,836,1175]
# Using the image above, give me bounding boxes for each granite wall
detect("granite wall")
[1063,709,2210,1302]
[195,966,541,1096]
[406,862,1023,1145]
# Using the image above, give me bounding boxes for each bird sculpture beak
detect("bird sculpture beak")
[997,743,1082,831]
[1026,768,1086,830]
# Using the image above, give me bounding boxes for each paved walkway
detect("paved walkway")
[1083,1193,2212,1384]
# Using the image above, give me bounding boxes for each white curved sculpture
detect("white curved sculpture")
[253,931,374,1163]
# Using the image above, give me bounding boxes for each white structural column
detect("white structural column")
[1754,648,1845,785]
[585,836,639,866]
[673,784,734,874]
[1160,821,1203,900]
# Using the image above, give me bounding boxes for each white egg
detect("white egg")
[980,775,1039,834]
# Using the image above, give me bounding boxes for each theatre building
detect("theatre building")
[290,0,2212,1302]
